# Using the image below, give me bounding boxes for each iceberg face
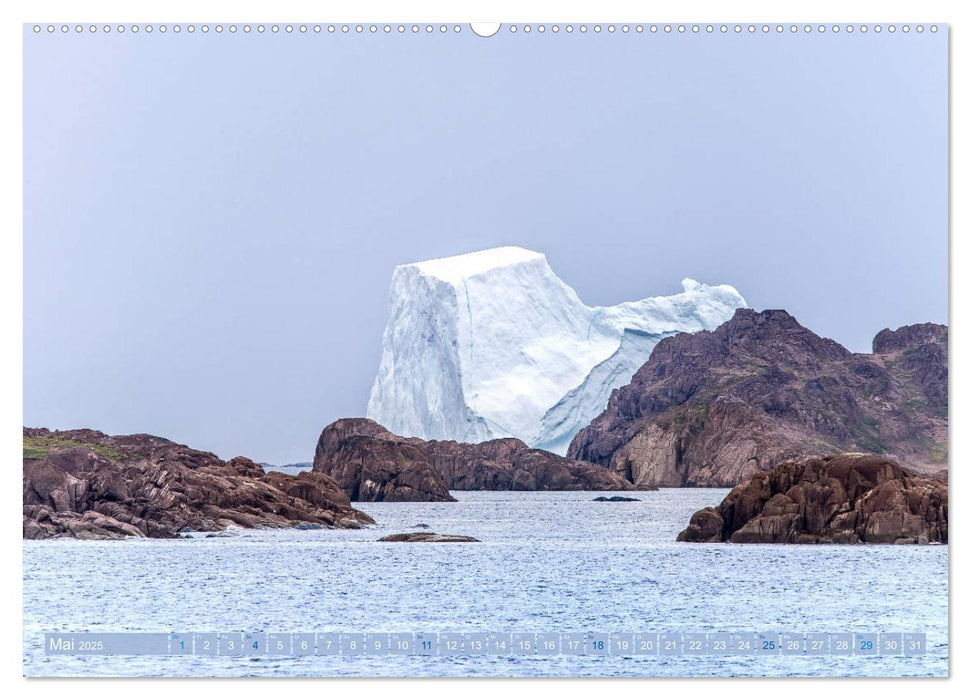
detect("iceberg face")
[366,246,746,453]
[532,329,663,455]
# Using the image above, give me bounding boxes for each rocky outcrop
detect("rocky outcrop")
[677,454,947,544]
[313,418,636,501]
[593,496,641,502]
[569,310,948,488]
[23,428,374,540]
[378,532,480,543]
[312,419,455,502]
[872,323,948,414]
[872,322,948,355]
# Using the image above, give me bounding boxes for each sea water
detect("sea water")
[22,489,948,677]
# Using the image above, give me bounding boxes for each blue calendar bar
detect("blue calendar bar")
[43,631,926,657]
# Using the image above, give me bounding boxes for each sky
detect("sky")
[23,25,948,463]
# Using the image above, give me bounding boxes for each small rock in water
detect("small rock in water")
[378,532,480,543]
[593,496,641,502]
[413,523,431,528]
[336,517,364,529]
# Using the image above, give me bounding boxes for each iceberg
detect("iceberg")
[366,246,746,454]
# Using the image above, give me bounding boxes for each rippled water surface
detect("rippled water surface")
[23,489,948,677]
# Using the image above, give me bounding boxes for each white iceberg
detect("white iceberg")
[366,246,746,454]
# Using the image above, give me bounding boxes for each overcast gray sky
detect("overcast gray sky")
[24,26,947,463]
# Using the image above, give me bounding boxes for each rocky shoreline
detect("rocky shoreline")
[23,426,949,546]
[677,454,947,544]
[23,428,374,540]
[22,315,949,543]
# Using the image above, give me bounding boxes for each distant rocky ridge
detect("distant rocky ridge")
[23,428,373,539]
[313,418,637,502]
[259,461,312,476]
[569,310,948,488]
[677,454,947,544]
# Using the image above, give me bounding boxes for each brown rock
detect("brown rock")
[22,428,374,540]
[313,418,638,502]
[312,419,454,502]
[677,454,947,544]
[676,507,724,543]
[569,310,948,487]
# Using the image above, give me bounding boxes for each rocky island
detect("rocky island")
[569,310,948,488]
[313,418,637,502]
[23,428,374,539]
[677,454,947,544]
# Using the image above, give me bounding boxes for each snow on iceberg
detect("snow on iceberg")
[366,246,746,454]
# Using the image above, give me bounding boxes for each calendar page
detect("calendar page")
[21,19,948,679]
